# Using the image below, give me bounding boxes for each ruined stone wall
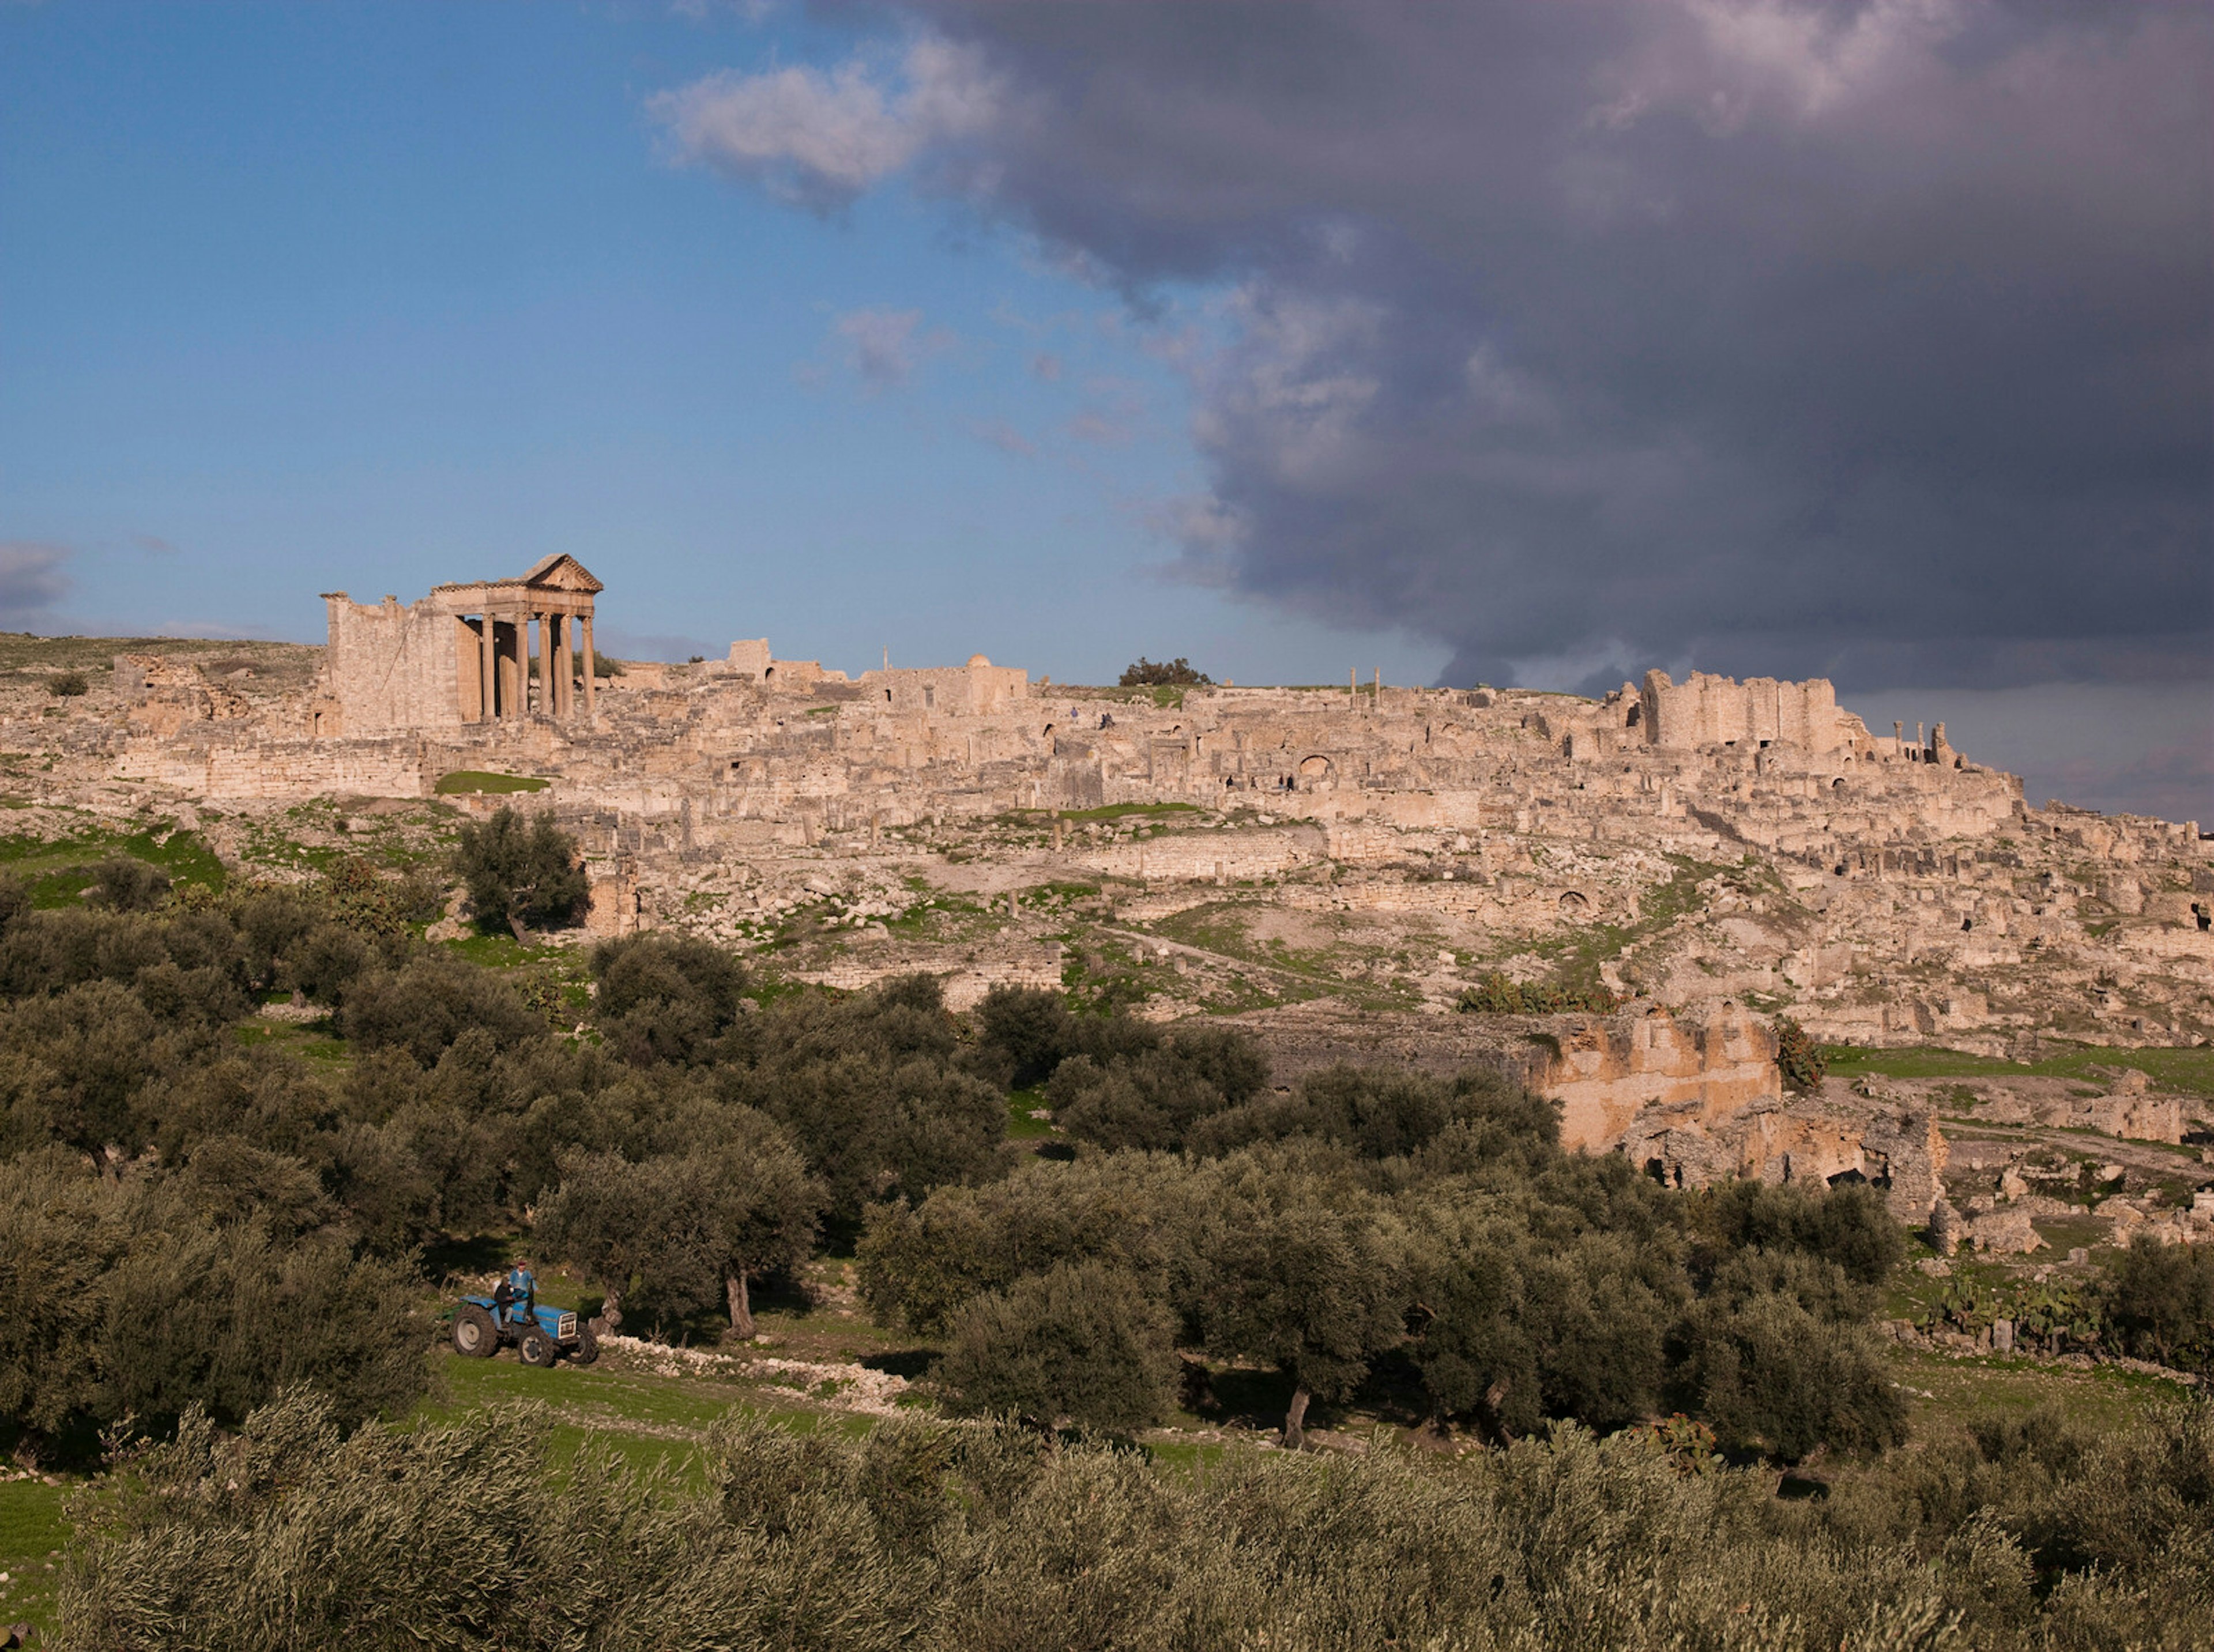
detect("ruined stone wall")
[1528,1002,1782,1153]
[1622,1093,1948,1222]
[115,734,430,799]
[857,660,1030,716]
[1640,669,1856,754]
[113,654,252,734]
[322,593,463,735]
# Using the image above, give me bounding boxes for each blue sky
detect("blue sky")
[2,3,2205,821]
[0,1,1439,684]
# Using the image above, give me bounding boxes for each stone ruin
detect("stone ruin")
[69,560,2214,1219]
[318,554,605,736]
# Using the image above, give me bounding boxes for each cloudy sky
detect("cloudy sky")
[2,2,2207,820]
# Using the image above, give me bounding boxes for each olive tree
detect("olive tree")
[1190,1171,1406,1446]
[935,1261,1178,1432]
[537,1108,823,1338]
[454,807,588,941]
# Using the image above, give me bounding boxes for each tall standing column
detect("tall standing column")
[551,613,569,718]
[581,613,596,715]
[479,614,497,722]
[510,616,526,722]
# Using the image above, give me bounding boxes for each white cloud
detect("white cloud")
[833,307,954,390]
[649,36,1003,208]
[968,418,1036,458]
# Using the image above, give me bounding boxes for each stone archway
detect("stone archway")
[1297,755,1335,787]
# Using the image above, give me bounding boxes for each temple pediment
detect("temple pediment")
[520,554,605,594]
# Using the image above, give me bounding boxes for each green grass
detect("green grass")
[435,770,551,795]
[440,930,575,970]
[1885,1344,2189,1435]
[422,1348,878,1486]
[1824,1042,2214,1093]
[0,821,228,906]
[1056,802,1206,823]
[0,1477,71,1634]
[1006,1085,1056,1140]
[1513,853,1724,1005]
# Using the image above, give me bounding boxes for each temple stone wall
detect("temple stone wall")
[1640,669,1855,753]
[321,593,465,735]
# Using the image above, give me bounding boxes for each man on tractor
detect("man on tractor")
[492,1257,537,1329]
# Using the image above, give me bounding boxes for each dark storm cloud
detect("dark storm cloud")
[770,0,2211,694]
[0,542,72,620]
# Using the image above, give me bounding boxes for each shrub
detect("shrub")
[936,1261,1178,1432]
[47,670,88,697]
[1456,971,1618,1014]
[89,857,170,913]
[1117,657,1212,687]
[592,933,750,1067]
[339,955,544,1068]
[1774,1016,1825,1093]
[1704,1179,1904,1288]
[317,857,445,936]
[74,1390,2211,1651]
[454,807,588,939]
[974,985,1079,1089]
[1670,1289,1907,1461]
[2100,1236,2214,1371]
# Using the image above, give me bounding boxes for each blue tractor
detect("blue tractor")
[450,1293,598,1368]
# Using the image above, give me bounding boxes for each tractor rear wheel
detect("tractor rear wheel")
[571,1327,600,1367]
[518,1329,559,1368]
[453,1304,498,1359]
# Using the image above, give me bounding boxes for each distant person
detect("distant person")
[494,1257,537,1327]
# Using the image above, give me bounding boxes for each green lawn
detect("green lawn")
[0,821,228,905]
[1056,802,1207,823]
[1825,1041,2214,1093]
[434,770,551,795]
[1006,1085,1056,1140]
[0,1478,70,1634]
[1885,1344,2190,1435]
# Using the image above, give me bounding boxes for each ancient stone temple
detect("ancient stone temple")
[319,556,603,736]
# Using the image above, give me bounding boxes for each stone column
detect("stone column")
[479,614,497,722]
[564,614,577,716]
[500,617,521,722]
[548,613,566,718]
[581,613,596,715]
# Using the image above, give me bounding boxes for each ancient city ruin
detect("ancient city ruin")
[18,556,2211,1244]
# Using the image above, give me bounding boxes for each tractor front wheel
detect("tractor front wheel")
[518,1329,559,1368]
[571,1327,600,1367]
[453,1303,498,1359]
